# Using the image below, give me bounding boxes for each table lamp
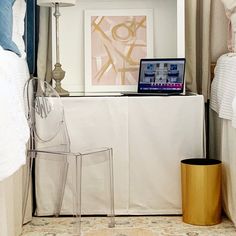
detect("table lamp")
[37,0,76,96]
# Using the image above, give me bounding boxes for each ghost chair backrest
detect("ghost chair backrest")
[24,78,70,152]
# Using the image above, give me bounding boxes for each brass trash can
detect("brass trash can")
[181,158,222,226]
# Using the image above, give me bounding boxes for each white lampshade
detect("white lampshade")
[37,0,76,7]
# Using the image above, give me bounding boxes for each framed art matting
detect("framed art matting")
[84,9,154,93]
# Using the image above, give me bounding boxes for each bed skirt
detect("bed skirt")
[0,166,32,236]
[210,109,236,226]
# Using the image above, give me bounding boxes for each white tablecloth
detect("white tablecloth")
[35,95,204,215]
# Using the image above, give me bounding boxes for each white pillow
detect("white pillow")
[221,0,236,10]
[12,0,26,58]
[221,0,236,52]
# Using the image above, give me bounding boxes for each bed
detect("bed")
[0,0,37,235]
[210,56,236,227]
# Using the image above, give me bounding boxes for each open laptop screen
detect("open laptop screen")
[138,58,186,94]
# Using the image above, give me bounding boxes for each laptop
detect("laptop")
[122,58,186,96]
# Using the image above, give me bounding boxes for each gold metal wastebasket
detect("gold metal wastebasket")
[181,158,222,226]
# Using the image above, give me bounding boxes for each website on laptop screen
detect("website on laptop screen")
[138,59,185,93]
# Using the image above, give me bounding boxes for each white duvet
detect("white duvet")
[210,53,236,128]
[0,46,30,181]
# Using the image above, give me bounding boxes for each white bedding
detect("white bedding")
[210,53,236,127]
[0,46,30,181]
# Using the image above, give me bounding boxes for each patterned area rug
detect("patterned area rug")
[22,216,236,236]
[84,228,156,236]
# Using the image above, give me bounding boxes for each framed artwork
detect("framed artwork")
[84,9,154,93]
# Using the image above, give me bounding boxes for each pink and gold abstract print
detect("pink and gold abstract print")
[91,15,147,86]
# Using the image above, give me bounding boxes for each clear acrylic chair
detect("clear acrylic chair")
[22,77,115,235]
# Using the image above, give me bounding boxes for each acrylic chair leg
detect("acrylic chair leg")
[22,152,33,225]
[74,155,82,236]
[108,148,115,228]
[54,157,69,217]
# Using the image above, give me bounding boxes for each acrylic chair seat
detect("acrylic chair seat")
[22,78,115,235]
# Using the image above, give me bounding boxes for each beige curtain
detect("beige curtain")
[185,0,212,101]
[37,7,52,83]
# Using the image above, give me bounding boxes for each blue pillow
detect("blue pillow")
[0,0,21,56]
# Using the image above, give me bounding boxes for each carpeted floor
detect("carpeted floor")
[21,216,236,236]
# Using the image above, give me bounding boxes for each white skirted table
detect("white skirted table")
[35,95,204,215]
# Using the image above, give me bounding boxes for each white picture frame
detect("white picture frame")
[84,9,154,93]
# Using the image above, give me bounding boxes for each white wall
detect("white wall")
[53,0,229,93]
[54,0,181,93]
